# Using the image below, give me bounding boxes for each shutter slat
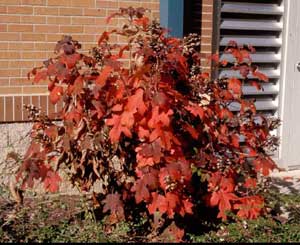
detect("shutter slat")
[221,20,282,31]
[220,36,281,47]
[243,84,279,95]
[229,101,278,112]
[219,69,280,79]
[221,2,283,15]
[221,53,281,63]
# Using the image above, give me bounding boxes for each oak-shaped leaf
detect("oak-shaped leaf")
[185,103,204,120]
[34,70,47,83]
[43,168,62,193]
[96,66,113,87]
[106,114,132,143]
[148,192,180,218]
[234,195,264,219]
[253,157,276,176]
[131,169,159,203]
[228,78,242,96]
[102,193,125,220]
[50,85,64,104]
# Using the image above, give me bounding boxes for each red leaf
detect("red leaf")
[34,70,47,83]
[148,106,173,128]
[162,222,184,242]
[98,31,110,45]
[250,80,262,90]
[135,140,162,167]
[131,170,159,203]
[228,78,242,96]
[119,45,129,58]
[50,85,63,104]
[102,193,125,220]
[183,123,199,140]
[253,157,276,176]
[210,190,238,220]
[106,114,132,143]
[60,53,81,69]
[43,170,61,193]
[231,134,240,148]
[68,76,83,95]
[125,88,147,115]
[134,16,150,29]
[252,70,269,82]
[234,196,264,219]
[148,192,179,218]
[185,104,204,120]
[96,66,113,87]
[244,178,257,189]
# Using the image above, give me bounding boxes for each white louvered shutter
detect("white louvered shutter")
[218,0,284,115]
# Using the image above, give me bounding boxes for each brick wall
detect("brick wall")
[0,0,159,122]
[0,0,215,122]
[200,0,214,69]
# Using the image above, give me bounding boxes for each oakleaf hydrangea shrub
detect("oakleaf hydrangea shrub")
[17,7,280,242]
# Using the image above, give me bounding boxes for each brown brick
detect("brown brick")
[48,0,71,6]
[202,4,213,12]
[72,17,96,25]
[5,96,13,121]
[71,34,96,42]
[21,51,47,59]
[202,21,213,29]
[40,95,48,114]
[96,0,118,9]
[119,1,142,8]
[34,25,60,33]
[9,42,35,50]
[22,96,30,120]
[23,86,48,94]
[0,42,8,49]
[71,0,95,7]
[34,42,55,51]
[84,8,106,17]
[0,87,22,95]
[8,24,33,32]
[48,96,56,115]
[202,13,213,22]
[10,77,32,86]
[0,24,7,32]
[0,15,20,23]
[0,61,9,69]
[21,16,46,24]
[32,95,39,108]
[0,69,21,77]
[14,96,23,121]
[22,0,46,5]
[12,60,35,68]
[202,0,213,6]
[83,25,105,34]
[0,78,9,86]
[34,6,59,15]
[60,25,83,33]
[0,0,21,4]
[59,7,83,16]
[0,51,21,59]
[202,28,213,36]
[0,97,4,121]
[7,6,33,15]
[0,33,20,41]
[47,16,71,24]
[0,6,7,13]
[46,33,63,42]
[21,33,46,41]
